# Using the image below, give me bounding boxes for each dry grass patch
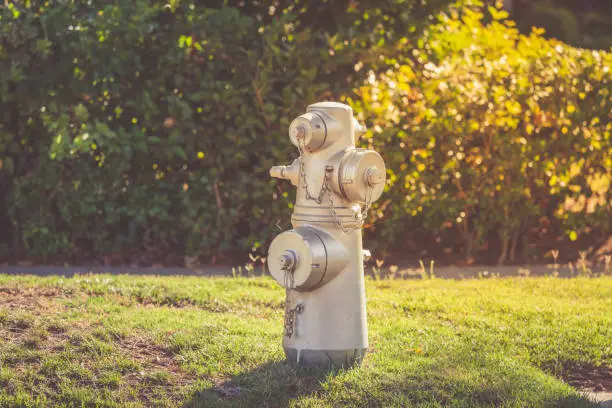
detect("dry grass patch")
[0,297,193,407]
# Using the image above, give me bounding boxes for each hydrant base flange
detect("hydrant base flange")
[284,347,366,368]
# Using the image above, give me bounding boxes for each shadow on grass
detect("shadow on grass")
[181,353,602,408]
[184,360,335,408]
[182,358,600,408]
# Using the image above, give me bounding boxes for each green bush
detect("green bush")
[1,1,609,265]
[0,0,453,264]
[353,5,612,263]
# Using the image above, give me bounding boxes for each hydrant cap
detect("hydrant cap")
[289,112,327,152]
[268,228,327,291]
[339,149,387,203]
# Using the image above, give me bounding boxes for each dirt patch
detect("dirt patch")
[0,300,193,405]
[113,335,193,405]
[212,379,242,398]
[564,364,612,393]
[0,287,72,314]
[116,336,189,380]
[0,289,72,351]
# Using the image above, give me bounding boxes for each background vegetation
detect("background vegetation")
[507,0,612,50]
[354,6,612,264]
[0,0,610,266]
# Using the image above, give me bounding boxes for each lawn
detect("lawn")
[0,274,610,407]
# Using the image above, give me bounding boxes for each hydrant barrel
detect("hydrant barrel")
[267,101,386,367]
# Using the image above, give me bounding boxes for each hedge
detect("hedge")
[353,5,612,264]
[1,1,610,265]
[0,0,454,264]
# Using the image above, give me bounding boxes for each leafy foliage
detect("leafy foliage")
[354,4,612,263]
[0,0,454,263]
[0,1,609,265]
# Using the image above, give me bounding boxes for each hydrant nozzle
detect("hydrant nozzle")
[269,159,299,186]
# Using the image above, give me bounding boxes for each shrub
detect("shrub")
[2,1,609,265]
[0,0,453,264]
[353,4,612,263]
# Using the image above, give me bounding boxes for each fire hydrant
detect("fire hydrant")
[268,102,386,367]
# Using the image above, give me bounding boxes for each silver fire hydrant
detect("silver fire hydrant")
[268,102,386,367]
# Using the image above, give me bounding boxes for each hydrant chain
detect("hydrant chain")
[329,192,355,234]
[328,180,374,233]
[297,135,329,204]
[284,300,303,338]
[282,255,300,338]
[297,129,375,231]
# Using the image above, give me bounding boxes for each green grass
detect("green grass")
[0,274,609,407]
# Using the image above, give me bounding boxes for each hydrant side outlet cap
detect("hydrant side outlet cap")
[339,149,387,203]
[289,113,327,152]
[268,228,327,291]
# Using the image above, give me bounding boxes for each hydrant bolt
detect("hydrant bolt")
[279,250,297,271]
[365,166,384,186]
[291,125,306,140]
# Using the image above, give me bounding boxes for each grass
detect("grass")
[0,274,609,407]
